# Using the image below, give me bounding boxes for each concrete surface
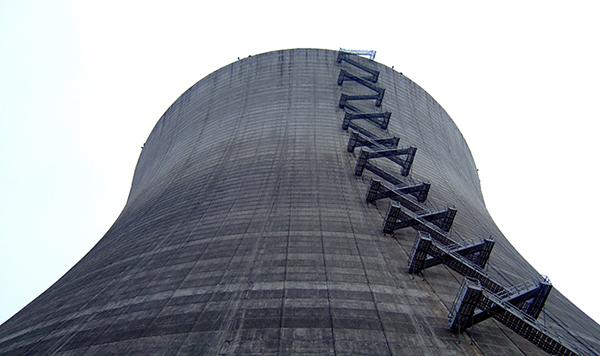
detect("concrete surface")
[0,48,598,355]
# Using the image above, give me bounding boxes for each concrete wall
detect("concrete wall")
[0,48,598,355]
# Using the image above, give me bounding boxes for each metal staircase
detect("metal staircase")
[334,49,586,355]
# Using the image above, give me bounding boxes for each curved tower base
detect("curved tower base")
[0,49,598,355]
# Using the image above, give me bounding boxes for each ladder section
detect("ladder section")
[336,51,428,196]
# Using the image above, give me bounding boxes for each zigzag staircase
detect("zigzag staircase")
[334,50,585,355]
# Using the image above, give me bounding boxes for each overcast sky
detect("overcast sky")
[1,0,599,326]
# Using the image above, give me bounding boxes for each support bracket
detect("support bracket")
[407,232,495,274]
[338,69,385,96]
[462,280,553,328]
[448,277,483,332]
[355,147,417,177]
[347,131,399,153]
[366,178,430,203]
[337,51,380,82]
[342,112,391,130]
[383,203,456,234]
[340,92,385,108]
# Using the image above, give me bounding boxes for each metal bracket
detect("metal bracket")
[340,92,385,108]
[422,207,457,232]
[347,131,399,153]
[366,178,430,203]
[383,203,457,237]
[338,69,385,96]
[338,48,376,60]
[342,112,391,130]
[448,277,483,332]
[522,281,553,318]
[464,280,553,328]
[355,147,417,177]
[407,232,495,274]
[336,51,380,82]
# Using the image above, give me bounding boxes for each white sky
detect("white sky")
[1,0,599,326]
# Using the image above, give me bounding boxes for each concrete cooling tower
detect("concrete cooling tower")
[0,48,599,355]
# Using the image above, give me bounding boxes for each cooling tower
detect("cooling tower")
[0,48,598,355]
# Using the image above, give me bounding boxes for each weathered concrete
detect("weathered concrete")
[0,48,598,355]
